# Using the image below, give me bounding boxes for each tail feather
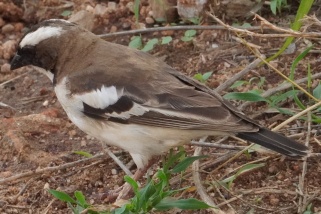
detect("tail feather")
[237,128,308,157]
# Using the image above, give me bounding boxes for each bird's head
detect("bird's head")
[10,19,91,83]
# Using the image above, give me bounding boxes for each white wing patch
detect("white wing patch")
[75,85,121,109]
[20,26,64,48]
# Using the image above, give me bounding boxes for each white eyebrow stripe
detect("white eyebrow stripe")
[20,26,64,47]
[48,19,71,24]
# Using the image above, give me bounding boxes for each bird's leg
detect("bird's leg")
[116,157,159,200]
[99,156,159,203]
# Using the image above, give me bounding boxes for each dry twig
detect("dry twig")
[0,153,106,185]
[191,136,245,150]
[215,57,265,93]
[192,146,223,213]
[240,72,321,110]
[298,111,311,213]
[207,12,321,39]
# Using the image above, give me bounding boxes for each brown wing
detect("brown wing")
[66,41,257,133]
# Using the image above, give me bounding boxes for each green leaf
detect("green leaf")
[74,191,87,207]
[129,36,143,49]
[181,36,194,42]
[274,107,295,115]
[232,23,241,27]
[223,92,268,102]
[202,71,213,81]
[249,77,258,84]
[141,38,159,52]
[241,23,252,28]
[124,175,139,194]
[290,45,313,80]
[307,63,312,89]
[161,36,172,45]
[270,90,299,106]
[230,80,248,89]
[184,30,197,37]
[303,203,313,214]
[172,155,207,173]
[61,10,72,17]
[163,149,185,171]
[138,181,156,211]
[265,0,313,62]
[187,17,201,25]
[113,205,128,214]
[193,73,204,82]
[270,0,277,15]
[313,82,321,99]
[258,77,266,88]
[134,0,140,24]
[73,151,93,158]
[222,163,265,188]
[48,189,76,204]
[155,198,212,210]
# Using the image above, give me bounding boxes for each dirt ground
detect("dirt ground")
[1,0,321,213]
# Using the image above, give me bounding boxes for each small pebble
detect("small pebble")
[42,100,49,107]
[2,24,14,34]
[2,40,16,59]
[122,22,131,30]
[145,17,155,24]
[68,129,77,137]
[0,63,10,73]
[0,17,5,27]
[14,22,24,32]
[111,169,117,175]
[81,140,87,147]
[94,4,107,16]
[110,25,117,33]
[126,2,134,13]
[268,165,278,174]
[86,5,94,12]
[269,195,280,206]
[107,2,117,12]
[43,183,50,191]
[22,76,34,88]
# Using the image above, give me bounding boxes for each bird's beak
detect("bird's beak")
[10,54,28,70]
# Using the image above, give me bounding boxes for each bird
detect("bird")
[11,19,308,172]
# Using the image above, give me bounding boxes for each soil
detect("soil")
[1,1,321,214]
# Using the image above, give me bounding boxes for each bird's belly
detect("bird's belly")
[63,108,215,155]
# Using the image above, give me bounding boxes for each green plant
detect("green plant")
[224,45,321,123]
[303,203,313,214]
[48,190,102,214]
[186,17,202,25]
[133,0,140,24]
[181,30,197,42]
[270,0,288,15]
[193,71,213,83]
[219,163,265,189]
[49,149,212,214]
[61,10,72,17]
[230,77,265,90]
[265,0,314,62]
[231,22,252,28]
[128,36,173,52]
[73,150,93,158]
[114,149,210,213]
